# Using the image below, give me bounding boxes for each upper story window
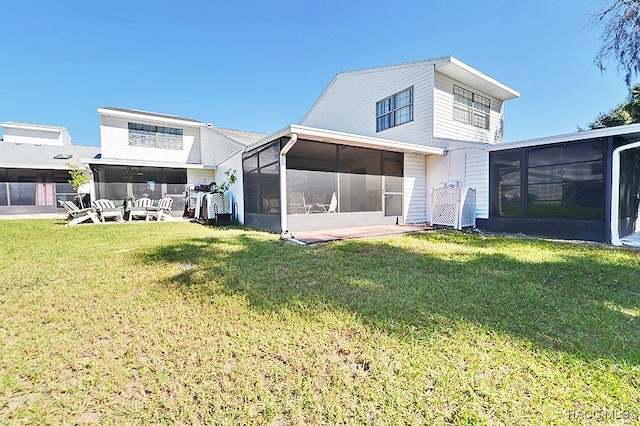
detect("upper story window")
[453,86,490,130]
[376,87,413,132]
[128,123,183,150]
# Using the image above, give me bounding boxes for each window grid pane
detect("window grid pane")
[128,122,183,150]
[453,86,490,129]
[376,87,413,132]
[394,105,413,126]
[453,104,471,124]
[394,88,412,109]
[454,86,473,106]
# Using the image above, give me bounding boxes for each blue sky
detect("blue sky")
[0,0,630,146]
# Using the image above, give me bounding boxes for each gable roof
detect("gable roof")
[210,127,266,145]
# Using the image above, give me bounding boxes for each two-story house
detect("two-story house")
[241,56,519,234]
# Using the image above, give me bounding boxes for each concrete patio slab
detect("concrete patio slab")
[620,232,640,248]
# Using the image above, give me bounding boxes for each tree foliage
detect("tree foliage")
[588,82,640,129]
[593,0,640,87]
[217,169,237,193]
[66,163,91,208]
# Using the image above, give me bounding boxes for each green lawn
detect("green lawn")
[0,220,639,424]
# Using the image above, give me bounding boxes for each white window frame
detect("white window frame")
[376,87,413,132]
[128,122,184,150]
[453,85,490,130]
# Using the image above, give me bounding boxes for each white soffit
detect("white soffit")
[248,125,445,155]
[83,157,214,169]
[435,58,520,101]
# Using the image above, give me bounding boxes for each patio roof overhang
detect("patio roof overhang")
[246,125,445,156]
[0,162,79,171]
[81,157,216,170]
[489,123,640,151]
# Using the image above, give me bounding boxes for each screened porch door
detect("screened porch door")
[382,154,403,224]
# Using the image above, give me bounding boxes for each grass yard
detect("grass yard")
[0,220,639,424]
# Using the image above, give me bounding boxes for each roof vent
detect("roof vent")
[54,154,73,160]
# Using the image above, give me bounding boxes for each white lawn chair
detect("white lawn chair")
[128,197,153,221]
[289,192,312,214]
[322,192,337,213]
[92,199,123,222]
[146,197,173,221]
[59,200,101,226]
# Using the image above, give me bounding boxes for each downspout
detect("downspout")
[610,140,640,245]
[279,133,298,237]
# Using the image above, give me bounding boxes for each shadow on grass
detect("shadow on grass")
[139,231,640,365]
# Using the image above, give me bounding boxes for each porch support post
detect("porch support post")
[279,133,298,237]
[610,140,640,245]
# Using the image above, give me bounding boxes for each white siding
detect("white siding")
[463,148,490,219]
[200,127,244,167]
[404,153,427,223]
[425,151,467,223]
[187,169,214,187]
[425,149,489,223]
[3,128,63,146]
[100,115,201,164]
[433,72,504,144]
[301,64,434,146]
[215,153,244,224]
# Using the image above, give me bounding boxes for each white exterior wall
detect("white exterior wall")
[433,72,504,144]
[100,115,201,164]
[403,153,427,223]
[216,153,244,224]
[463,148,490,219]
[425,148,488,223]
[301,65,434,146]
[425,151,467,223]
[187,169,215,187]
[3,128,65,146]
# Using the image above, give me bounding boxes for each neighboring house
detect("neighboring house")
[0,122,100,214]
[88,107,264,219]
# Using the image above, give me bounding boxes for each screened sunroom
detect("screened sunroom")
[479,124,640,245]
[89,164,190,217]
[241,125,443,234]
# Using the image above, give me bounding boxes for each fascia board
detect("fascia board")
[97,108,205,128]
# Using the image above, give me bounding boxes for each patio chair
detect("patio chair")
[289,192,311,214]
[322,192,337,213]
[92,199,123,222]
[145,197,173,221]
[58,200,101,226]
[128,197,153,221]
